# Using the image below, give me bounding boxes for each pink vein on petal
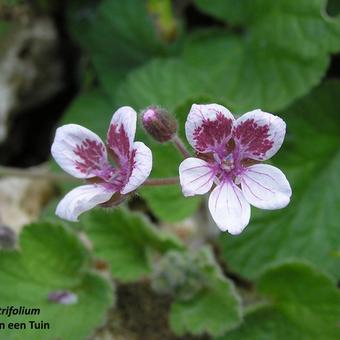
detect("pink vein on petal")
[243,174,275,194]
[181,164,211,173]
[241,179,264,200]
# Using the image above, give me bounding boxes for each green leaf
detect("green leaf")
[250,1,340,58]
[115,58,207,110]
[82,208,183,282]
[183,31,328,112]
[195,0,340,57]
[169,247,242,337]
[194,0,252,25]
[219,80,340,279]
[188,0,340,111]
[118,0,340,118]
[0,222,113,340]
[68,0,178,96]
[219,262,340,340]
[236,1,340,62]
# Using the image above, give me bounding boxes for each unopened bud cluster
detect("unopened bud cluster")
[151,251,205,301]
[141,106,177,143]
[48,290,78,305]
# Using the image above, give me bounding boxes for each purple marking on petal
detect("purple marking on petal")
[193,112,233,155]
[93,163,117,183]
[234,119,273,159]
[122,147,137,183]
[107,123,131,165]
[74,138,106,174]
[106,148,137,192]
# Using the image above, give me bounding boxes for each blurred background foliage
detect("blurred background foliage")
[0,0,339,339]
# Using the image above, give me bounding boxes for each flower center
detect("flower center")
[214,151,245,183]
[94,164,117,182]
[212,153,231,180]
[221,157,234,172]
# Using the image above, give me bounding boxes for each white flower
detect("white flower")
[51,106,152,221]
[179,104,292,235]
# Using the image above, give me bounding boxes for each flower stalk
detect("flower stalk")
[144,177,179,186]
[171,134,191,158]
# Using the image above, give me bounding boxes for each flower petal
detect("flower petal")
[120,141,152,194]
[208,181,251,235]
[51,124,107,178]
[233,109,286,161]
[55,184,114,222]
[107,106,137,163]
[240,164,292,210]
[179,157,215,197]
[185,104,234,155]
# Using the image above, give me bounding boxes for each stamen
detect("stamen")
[213,153,221,164]
[234,175,241,185]
[221,154,235,172]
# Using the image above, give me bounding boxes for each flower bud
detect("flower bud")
[141,106,177,143]
[48,290,78,305]
[151,251,205,301]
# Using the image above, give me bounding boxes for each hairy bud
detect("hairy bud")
[151,251,205,301]
[141,106,177,142]
[48,290,78,305]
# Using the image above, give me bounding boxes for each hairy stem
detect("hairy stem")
[144,177,179,186]
[171,134,191,158]
[0,166,179,187]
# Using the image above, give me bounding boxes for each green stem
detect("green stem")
[147,0,178,41]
